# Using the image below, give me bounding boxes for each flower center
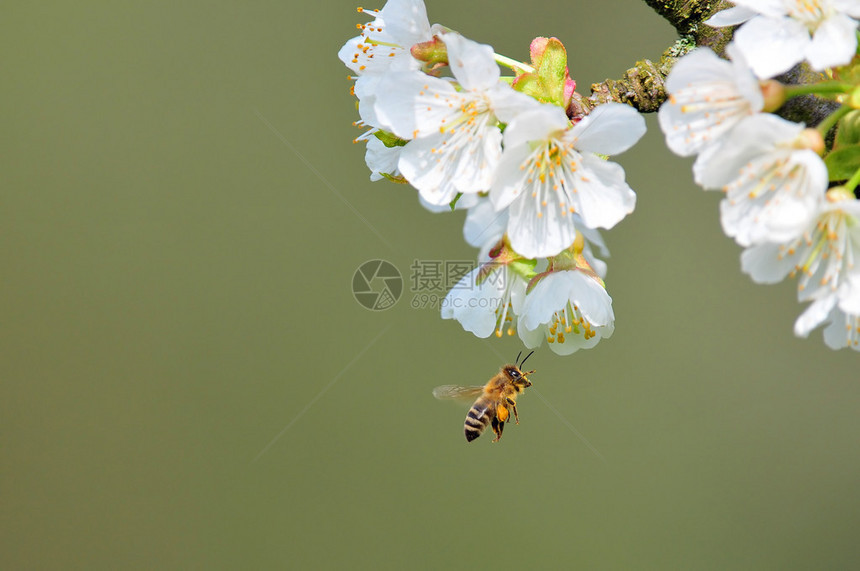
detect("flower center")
[787,0,833,31]
[523,140,580,220]
[546,300,595,344]
[792,210,852,294]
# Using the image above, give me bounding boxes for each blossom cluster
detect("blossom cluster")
[658,0,860,350]
[339,0,645,355]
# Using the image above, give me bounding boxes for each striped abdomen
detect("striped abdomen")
[464,397,494,442]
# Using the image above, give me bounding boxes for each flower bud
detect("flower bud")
[410,37,448,68]
[826,186,855,203]
[797,128,825,155]
[759,80,785,112]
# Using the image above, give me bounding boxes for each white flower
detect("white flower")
[741,189,860,304]
[577,220,610,279]
[658,44,763,157]
[374,33,540,205]
[517,270,615,355]
[706,0,860,78]
[353,74,386,129]
[441,261,527,338]
[364,134,403,181]
[418,191,478,213]
[490,103,645,259]
[340,0,443,138]
[462,195,508,249]
[337,0,433,77]
[794,291,860,351]
[694,114,827,246]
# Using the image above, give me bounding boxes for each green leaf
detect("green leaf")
[824,145,860,181]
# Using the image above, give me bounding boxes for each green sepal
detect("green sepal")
[374,130,408,148]
[512,37,574,108]
[825,145,860,181]
[508,258,538,281]
[474,261,500,286]
[525,270,550,295]
[512,74,548,103]
[834,110,860,149]
[474,257,537,287]
[380,172,408,184]
[449,193,462,211]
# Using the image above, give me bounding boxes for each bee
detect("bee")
[433,351,535,443]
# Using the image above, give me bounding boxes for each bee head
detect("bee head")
[511,351,535,386]
[504,364,534,390]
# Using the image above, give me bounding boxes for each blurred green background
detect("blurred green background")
[3,1,860,568]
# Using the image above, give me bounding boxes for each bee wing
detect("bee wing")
[432,385,484,402]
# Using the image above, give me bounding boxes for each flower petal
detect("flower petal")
[733,16,808,78]
[374,71,458,139]
[806,13,859,70]
[823,308,860,350]
[719,149,826,246]
[693,114,804,189]
[570,154,636,230]
[418,190,478,213]
[834,0,860,18]
[443,33,499,91]
[516,321,545,350]
[571,103,646,156]
[520,273,574,331]
[658,47,761,157]
[740,242,796,284]
[563,271,614,327]
[441,267,502,338]
[704,5,758,26]
[399,120,503,204]
[506,180,577,258]
[382,0,432,48]
[463,196,508,248]
[365,136,402,181]
[548,333,600,355]
[501,105,568,151]
[489,143,534,211]
[725,0,787,18]
[794,295,836,338]
[489,85,545,125]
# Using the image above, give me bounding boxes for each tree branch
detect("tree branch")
[570,0,839,132]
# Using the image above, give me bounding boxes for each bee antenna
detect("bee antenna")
[520,350,534,369]
[516,351,523,367]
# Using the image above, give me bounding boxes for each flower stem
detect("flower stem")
[845,167,860,194]
[495,53,534,74]
[816,104,851,137]
[784,81,853,98]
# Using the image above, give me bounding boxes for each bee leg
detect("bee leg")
[506,398,520,424]
[491,416,505,442]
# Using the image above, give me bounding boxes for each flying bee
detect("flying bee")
[433,351,535,443]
